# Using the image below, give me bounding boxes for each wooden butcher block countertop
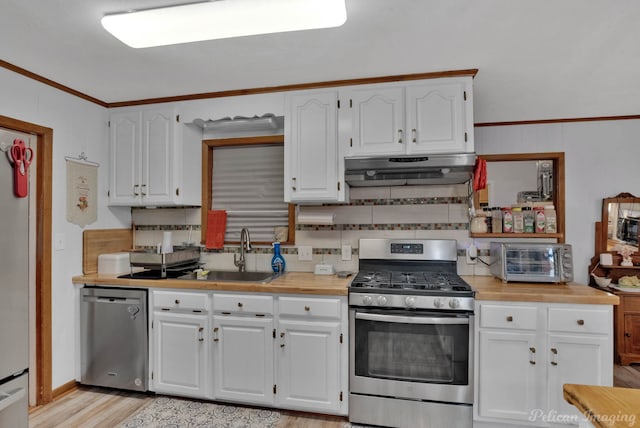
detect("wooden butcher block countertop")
[563,384,640,428]
[72,271,350,296]
[463,276,619,305]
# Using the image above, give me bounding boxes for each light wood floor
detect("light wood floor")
[29,364,640,428]
[29,386,348,428]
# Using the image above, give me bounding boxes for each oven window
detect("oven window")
[354,311,469,384]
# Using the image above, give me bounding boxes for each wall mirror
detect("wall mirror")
[472,152,565,241]
[601,193,640,253]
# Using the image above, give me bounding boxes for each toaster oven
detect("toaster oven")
[490,242,573,283]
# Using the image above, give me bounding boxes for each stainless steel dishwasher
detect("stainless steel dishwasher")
[80,287,148,391]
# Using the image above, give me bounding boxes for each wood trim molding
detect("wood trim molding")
[0,60,107,107]
[108,69,479,107]
[0,115,53,405]
[475,114,640,127]
[51,380,78,400]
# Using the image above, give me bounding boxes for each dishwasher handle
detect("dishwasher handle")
[83,296,141,305]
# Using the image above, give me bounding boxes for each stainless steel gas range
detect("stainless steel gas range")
[349,238,474,428]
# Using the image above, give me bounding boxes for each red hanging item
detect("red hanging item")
[9,139,34,198]
[473,158,487,191]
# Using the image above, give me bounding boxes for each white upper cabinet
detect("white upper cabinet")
[342,86,405,155]
[284,90,346,203]
[342,77,474,157]
[108,106,202,206]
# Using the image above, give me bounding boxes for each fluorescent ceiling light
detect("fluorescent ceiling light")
[102,0,348,48]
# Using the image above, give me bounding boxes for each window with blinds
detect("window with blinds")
[212,144,288,243]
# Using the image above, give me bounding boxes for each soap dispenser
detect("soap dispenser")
[271,241,286,273]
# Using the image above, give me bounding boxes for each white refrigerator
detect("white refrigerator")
[0,142,30,426]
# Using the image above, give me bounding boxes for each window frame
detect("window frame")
[201,135,295,246]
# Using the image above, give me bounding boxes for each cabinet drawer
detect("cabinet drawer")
[622,296,640,313]
[214,294,273,315]
[548,307,610,334]
[479,304,537,330]
[153,290,209,311]
[278,296,341,319]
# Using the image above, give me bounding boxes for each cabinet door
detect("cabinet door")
[406,81,471,154]
[476,330,540,421]
[141,109,175,205]
[109,111,141,205]
[624,313,640,356]
[285,91,344,202]
[212,315,274,406]
[343,86,405,156]
[277,319,341,413]
[152,312,208,398]
[546,333,611,418]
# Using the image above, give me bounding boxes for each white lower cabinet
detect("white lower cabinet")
[474,301,613,427]
[152,311,209,398]
[211,292,275,406]
[149,289,347,416]
[276,298,347,414]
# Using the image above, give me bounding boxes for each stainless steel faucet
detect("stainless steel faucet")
[234,227,252,272]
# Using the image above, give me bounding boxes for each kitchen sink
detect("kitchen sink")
[178,270,278,283]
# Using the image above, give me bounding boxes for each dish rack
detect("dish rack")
[129,247,201,278]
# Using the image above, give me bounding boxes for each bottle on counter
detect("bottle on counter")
[545,205,557,233]
[271,241,286,273]
[523,207,535,233]
[491,207,503,233]
[502,207,513,233]
[485,207,493,233]
[512,207,524,233]
[534,206,546,233]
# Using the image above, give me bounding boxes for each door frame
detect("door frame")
[0,115,53,405]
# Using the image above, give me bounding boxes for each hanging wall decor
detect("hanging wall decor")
[66,152,98,227]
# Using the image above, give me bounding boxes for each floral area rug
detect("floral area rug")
[118,396,281,428]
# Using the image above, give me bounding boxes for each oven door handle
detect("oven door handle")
[355,312,469,325]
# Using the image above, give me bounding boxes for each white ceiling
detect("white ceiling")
[2,0,640,122]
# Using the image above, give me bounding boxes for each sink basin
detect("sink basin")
[179,270,277,283]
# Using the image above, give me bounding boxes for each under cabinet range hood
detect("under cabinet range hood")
[344,153,476,187]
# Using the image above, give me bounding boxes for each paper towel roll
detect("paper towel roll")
[162,231,173,254]
[297,208,336,225]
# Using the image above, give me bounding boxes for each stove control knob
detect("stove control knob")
[449,298,461,309]
[362,295,373,305]
[405,296,417,308]
[377,296,388,306]
[433,298,445,308]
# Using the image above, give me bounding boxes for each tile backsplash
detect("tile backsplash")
[131,183,491,276]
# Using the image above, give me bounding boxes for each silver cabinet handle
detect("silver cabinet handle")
[280,331,285,348]
[133,184,140,196]
[398,129,403,144]
[140,184,147,196]
[213,327,219,342]
[291,177,296,191]
[529,346,536,365]
[550,347,558,366]
[198,327,204,342]
[412,128,417,143]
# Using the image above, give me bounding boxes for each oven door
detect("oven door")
[350,308,474,404]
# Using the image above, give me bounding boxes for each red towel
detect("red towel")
[473,158,487,191]
[206,210,227,249]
